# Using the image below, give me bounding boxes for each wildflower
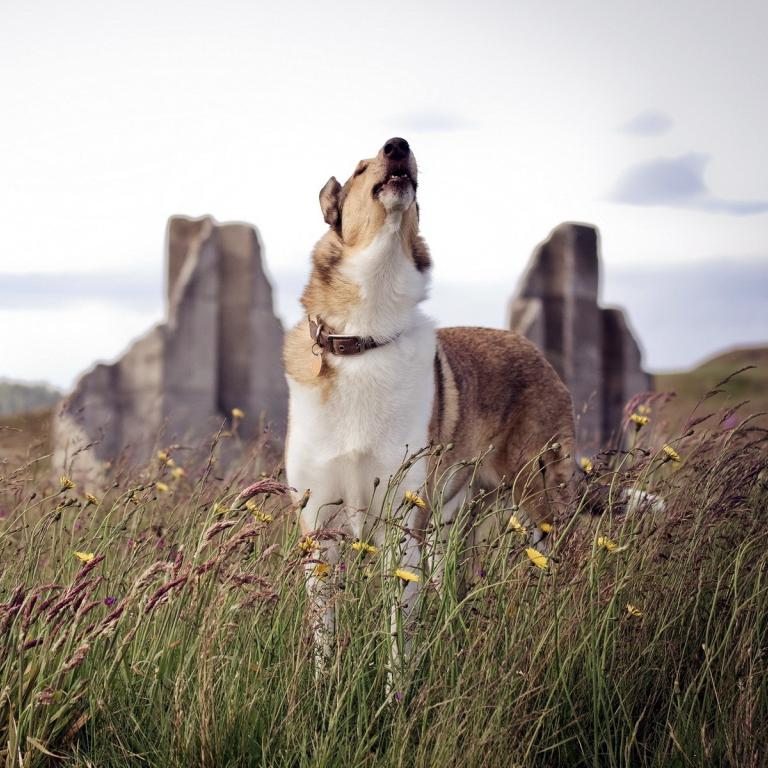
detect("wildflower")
[626,603,643,617]
[630,413,649,428]
[253,511,273,524]
[73,551,95,563]
[155,482,170,493]
[84,492,100,506]
[404,491,426,509]
[638,404,651,415]
[232,407,245,420]
[166,458,176,468]
[59,475,75,491]
[394,691,404,703]
[507,515,527,534]
[351,540,378,555]
[394,568,420,583]
[580,456,593,474]
[596,536,626,552]
[539,522,553,534]
[171,466,185,480]
[104,596,116,607]
[525,547,548,570]
[314,562,330,578]
[662,444,681,463]
[157,450,170,463]
[298,535,316,554]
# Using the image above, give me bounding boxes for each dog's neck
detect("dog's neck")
[303,212,430,342]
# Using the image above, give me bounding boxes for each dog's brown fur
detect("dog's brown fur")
[430,327,576,526]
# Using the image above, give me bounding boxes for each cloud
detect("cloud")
[0,271,161,310]
[619,110,674,136]
[610,154,768,215]
[383,111,476,134]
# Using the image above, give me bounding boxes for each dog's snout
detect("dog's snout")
[382,137,410,161]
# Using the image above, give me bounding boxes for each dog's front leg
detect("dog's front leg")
[304,538,341,673]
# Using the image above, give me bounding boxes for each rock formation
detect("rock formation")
[54,216,287,481]
[508,223,651,451]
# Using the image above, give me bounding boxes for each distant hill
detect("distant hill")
[0,405,54,467]
[654,346,768,431]
[0,379,61,416]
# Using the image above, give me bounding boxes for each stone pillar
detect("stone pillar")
[53,214,288,482]
[509,222,651,452]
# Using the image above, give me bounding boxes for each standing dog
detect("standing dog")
[284,137,575,665]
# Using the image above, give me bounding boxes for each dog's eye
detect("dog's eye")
[354,163,368,177]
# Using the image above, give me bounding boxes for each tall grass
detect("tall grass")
[0,396,766,767]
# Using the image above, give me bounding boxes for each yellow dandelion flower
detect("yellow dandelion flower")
[253,511,273,523]
[580,456,594,474]
[351,541,378,555]
[626,603,643,617]
[298,535,316,553]
[394,568,421,583]
[231,407,245,420]
[662,444,681,463]
[155,482,170,494]
[171,466,185,480]
[539,522,554,534]
[630,413,649,427]
[508,515,527,534]
[525,547,549,570]
[314,562,330,578]
[59,475,75,490]
[596,536,627,552]
[73,551,95,563]
[84,492,100,506]
[404,491,426,509]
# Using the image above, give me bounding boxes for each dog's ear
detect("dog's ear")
[319,177,342,228]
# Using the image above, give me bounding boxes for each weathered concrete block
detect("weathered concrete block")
[508,222,651,451]
[53,215,287,481]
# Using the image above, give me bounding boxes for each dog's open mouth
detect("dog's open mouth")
[372,169,415,197]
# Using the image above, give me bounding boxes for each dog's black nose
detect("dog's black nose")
[383,137,410,161]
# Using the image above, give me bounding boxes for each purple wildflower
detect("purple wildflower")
[104,596,116,607]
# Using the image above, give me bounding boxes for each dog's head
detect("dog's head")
[318,137,419,249]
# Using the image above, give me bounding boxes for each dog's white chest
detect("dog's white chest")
[286,317,435,522]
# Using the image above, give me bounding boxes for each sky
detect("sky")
[1,0,767,389]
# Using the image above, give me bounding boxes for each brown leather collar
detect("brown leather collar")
[308,316,393,356]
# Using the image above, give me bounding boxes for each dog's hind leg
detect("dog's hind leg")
[425,465,474,590]
[426,488,469,593]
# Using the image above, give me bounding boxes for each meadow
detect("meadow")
[0,373,766,767]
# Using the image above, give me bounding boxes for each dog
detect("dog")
[284,137,576,668]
